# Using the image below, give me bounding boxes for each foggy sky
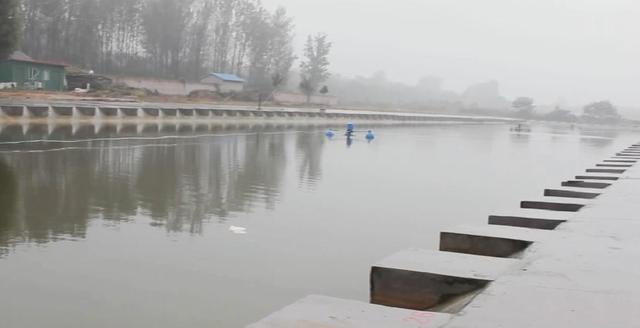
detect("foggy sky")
[262,0,640,107]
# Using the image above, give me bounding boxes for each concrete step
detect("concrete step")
[439,224,551,257]
[370,249,520,311]
[488,208,573,229]
[543,186,602,199]
[247,295,452,328]
[615,153,640,158]
[596,163,633,168]
[521,197,590,212]
[562,180,612,189]
[603,159,637,163]
[586,168,627,174]
[574,174,620,181]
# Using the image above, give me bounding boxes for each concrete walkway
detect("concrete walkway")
[444,163,640,327]
[250,144,640,327]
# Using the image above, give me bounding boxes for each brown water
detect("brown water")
[0,122,635,327]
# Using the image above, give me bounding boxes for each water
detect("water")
[0,122,636,327]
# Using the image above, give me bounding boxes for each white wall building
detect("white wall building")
[201,73,245,93]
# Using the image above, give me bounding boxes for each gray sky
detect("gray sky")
[262,0,640,107]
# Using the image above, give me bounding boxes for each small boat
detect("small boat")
[510,123,531,133]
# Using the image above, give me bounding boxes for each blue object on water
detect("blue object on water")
[325,129,335,138]
[366,130,375,141]
[346,122,355,132]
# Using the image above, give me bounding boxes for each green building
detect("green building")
[0,51,66,91]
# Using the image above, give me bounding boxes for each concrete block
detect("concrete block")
[488,215,565,230]
[439,225,548,257]
[544,188,600,199]
[574,175,619,181]
[615,153,640,158]
[248,295,452,328]
[596,164,632,168]
[562,181,611,189]
[586,168,626,174]
[370,249,520,310]
[521,197,590,212]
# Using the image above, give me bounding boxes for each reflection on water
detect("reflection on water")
[0,122,636,327]
[0,124,328,252]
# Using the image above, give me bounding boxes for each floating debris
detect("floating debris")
[229,226,247,234]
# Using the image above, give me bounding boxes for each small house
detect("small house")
[0,51,67,91]
[201,73,245,93]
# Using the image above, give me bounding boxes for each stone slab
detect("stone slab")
[248,295,452,328]
[370,249,520,310]
[439,224,553,257]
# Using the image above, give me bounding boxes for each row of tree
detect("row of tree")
[2,0,333,96]
[511,97,622,123]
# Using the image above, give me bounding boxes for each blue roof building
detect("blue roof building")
[201,73,245,93]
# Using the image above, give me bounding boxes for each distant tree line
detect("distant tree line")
[511,97,623,124]
[14,0,299,90]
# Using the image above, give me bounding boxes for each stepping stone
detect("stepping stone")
[596,164,633,168]
[575,174,620,181]
[440,224,550,257]
[562,181,612,189]
[586,168,626,174]
[521,197,590,212]
[488,208,574,230]
[370,249,520,310]
[247,295,452,328]
[543,186,602,199]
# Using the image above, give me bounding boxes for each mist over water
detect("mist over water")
[0,123,636,327]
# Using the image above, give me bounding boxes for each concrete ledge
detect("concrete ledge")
[521,197,589,212]
[439,225,546,257]
[596,164,633,168]
[603,159,637,163]
[488,215,566,230]
[574,175,619,181]
[370,249,519,310]
[586,168,626,174]
[247,295,452,328]
[544,188,600,199]
[562,181,611,189]
[615,153,640,158]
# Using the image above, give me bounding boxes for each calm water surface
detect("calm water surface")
[0,122,636,327]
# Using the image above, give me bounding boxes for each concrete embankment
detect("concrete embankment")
[250,144,640,327]
[0,100,516,125]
